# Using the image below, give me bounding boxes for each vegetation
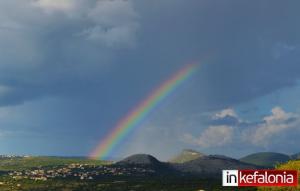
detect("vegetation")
[0,176,257,191]
[0,156,109,171]
[0,156,256,191]
[276,160,300,171]
[1,155,299,190]
[257,160,300,191]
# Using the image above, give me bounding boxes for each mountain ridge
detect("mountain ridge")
[116,152,264,177]
[240,152,290,167]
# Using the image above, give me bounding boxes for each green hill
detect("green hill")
[173,155,263,176]
[0,156,109,171]
[169,149,205,163]
[240,152,290,167]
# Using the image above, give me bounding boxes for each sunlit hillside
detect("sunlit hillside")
[258,160,300,191]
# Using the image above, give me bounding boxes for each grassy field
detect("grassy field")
[257,160,300,191]
[0,156,109,171]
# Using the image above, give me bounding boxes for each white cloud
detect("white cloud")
[183,125,234,148]
[32,0,75,13]
[213,108,238,119]
[243,107,299,146]
[263,106,295,123]
[182,106,300,150]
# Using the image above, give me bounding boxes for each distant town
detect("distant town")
[8,163,155,182]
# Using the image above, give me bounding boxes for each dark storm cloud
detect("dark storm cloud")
[1,0,300,110]
[1,0,300,158]
[133,0,300,110]
[0,0,138,106]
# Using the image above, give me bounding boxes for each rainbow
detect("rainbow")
[90,63,198,159]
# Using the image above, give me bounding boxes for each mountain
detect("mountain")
[240,152,290,167]
[115,153,264,178]
[173,155,262,177]
[115,154,179,176]
[290,152,300,160]
[169,149,205,163]
[116,154,162,166]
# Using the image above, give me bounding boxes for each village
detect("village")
[7,163,156,181]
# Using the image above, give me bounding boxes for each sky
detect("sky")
[0,0,300,160]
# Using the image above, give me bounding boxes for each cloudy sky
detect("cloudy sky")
[0,0,300,160]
